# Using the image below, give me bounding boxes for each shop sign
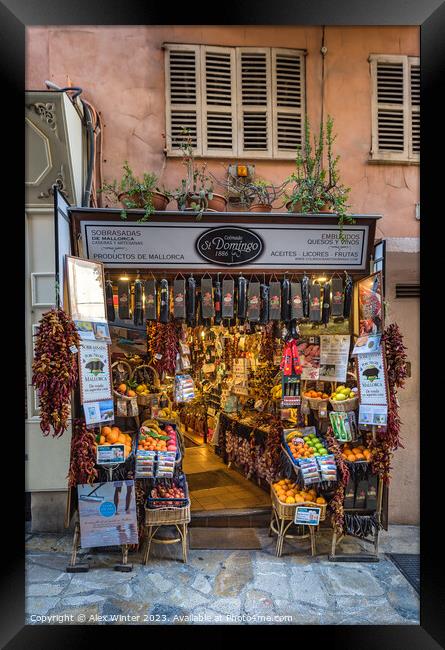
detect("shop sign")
[80,221,369,270]
[356,348,389,426]
[196,227,263,266]
[79,340,113,404]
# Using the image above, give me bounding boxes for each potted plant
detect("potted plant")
[99,162,170,221]
[285,116,353,229]
[224,174,287,212]
[171,129,228,218]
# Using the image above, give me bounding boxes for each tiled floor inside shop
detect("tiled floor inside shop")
[183,443,271,512]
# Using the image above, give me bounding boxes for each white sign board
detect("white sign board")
[80,221,369,270]
[79,341,113,404]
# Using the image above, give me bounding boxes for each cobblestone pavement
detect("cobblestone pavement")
[25,525,419,625]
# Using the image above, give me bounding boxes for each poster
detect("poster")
[318,335,351,382]
[77,480,138,548]
[79,341,113,404]
[74,320,111,343]
[358,272,384,336]
[66,256,106,322]
[83,399,114,425]
[96,444,125,465]
[358,404,388,426]
[357,349,388,406]
[352,334,381,355]
[298,338,320,380]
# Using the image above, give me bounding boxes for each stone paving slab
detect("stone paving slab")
[25,525,420,626]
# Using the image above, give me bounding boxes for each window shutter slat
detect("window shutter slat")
[201,46,237,156]
[165,44,201,155]
[409,59,420,157]
[237,48,272,157]
[272,49,305,157]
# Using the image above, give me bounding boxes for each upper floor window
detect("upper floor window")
[369,54,419,163]
[164,44,306,159]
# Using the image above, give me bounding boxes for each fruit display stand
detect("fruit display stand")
[143,477,191,564]
[269,487,327,557]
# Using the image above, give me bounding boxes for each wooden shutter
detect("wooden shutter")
[236,47,272,158]
[201,46,237,157]
[272,48,305,158]
[164,44,202,155]
[409,57,420,158]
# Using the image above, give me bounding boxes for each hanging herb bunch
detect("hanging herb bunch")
[370,323,408,482]
[32,308,80,437]
[67,419,98,487]
[326,428,350,535]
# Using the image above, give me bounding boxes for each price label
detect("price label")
[294,506,321,526]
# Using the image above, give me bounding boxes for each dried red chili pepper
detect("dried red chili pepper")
[32,308,80,437]
[67,419,98,486]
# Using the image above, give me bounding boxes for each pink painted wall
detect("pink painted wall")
[26,26,419,240]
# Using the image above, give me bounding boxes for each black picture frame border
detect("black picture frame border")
[4,0,443,646]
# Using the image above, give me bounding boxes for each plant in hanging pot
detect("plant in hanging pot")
[99,162,170,221]
[284,116,353,231]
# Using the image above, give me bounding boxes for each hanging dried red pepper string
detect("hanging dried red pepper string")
[326,428,350,534]
[67,419,98,487]
[32,308,80,437]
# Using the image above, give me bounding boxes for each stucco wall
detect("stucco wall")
[26,25,419,241]
[25,26,420,525]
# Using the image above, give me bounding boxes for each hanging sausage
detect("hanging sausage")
[290,280,304,320]
[309,281,322,322]
[201,277,215,320]
[133,278,144,326]
[331,276,344,317]
[343,273,353,319]
[118,278,130,320]
[237,275,248,323]
[321,281,331,325]
[145,278,157,321]
[269,280,282,321]
[105,279,115,322]
[281,276,291,323]
[247,279,261,322]
[186,276,196,327]
[214,274,222,325]
[173,277,186,320]
[159,278,170,323]
[222,277,235,321]
[260,281,269,324]
[301,273,310,318]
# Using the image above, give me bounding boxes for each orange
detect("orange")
[294,495,305,503]
[102,426,112,437]
[127,389,136,397]
[285,496,295,504]
[118,384,127,393]
[355,453,365,461]
[347,454,356,462]
[108,431,119,444]
[316,496,326,504]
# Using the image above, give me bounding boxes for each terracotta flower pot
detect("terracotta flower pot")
[319,202,336,214]
[151,191,170,211]
[118,192,145,208]
[248,203,272,213]
[207,193,228,212]
[286,200,303,213]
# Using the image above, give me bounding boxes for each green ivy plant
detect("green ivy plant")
[99,162,168,222]
[285,116,354,236]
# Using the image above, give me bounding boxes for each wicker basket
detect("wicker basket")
[271,488,327,521]
[329,396,359,412]
[308,397,329,411]
[144,504,190,525]
[111,359,133,389]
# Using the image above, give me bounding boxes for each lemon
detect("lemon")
[335,393,347,401]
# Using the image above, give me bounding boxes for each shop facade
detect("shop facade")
[25,25,419,528]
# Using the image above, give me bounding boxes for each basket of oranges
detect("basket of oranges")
[341,443,372,464]
[271,479,327,520]
[96,425,134,459]
[303,389,330,411]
